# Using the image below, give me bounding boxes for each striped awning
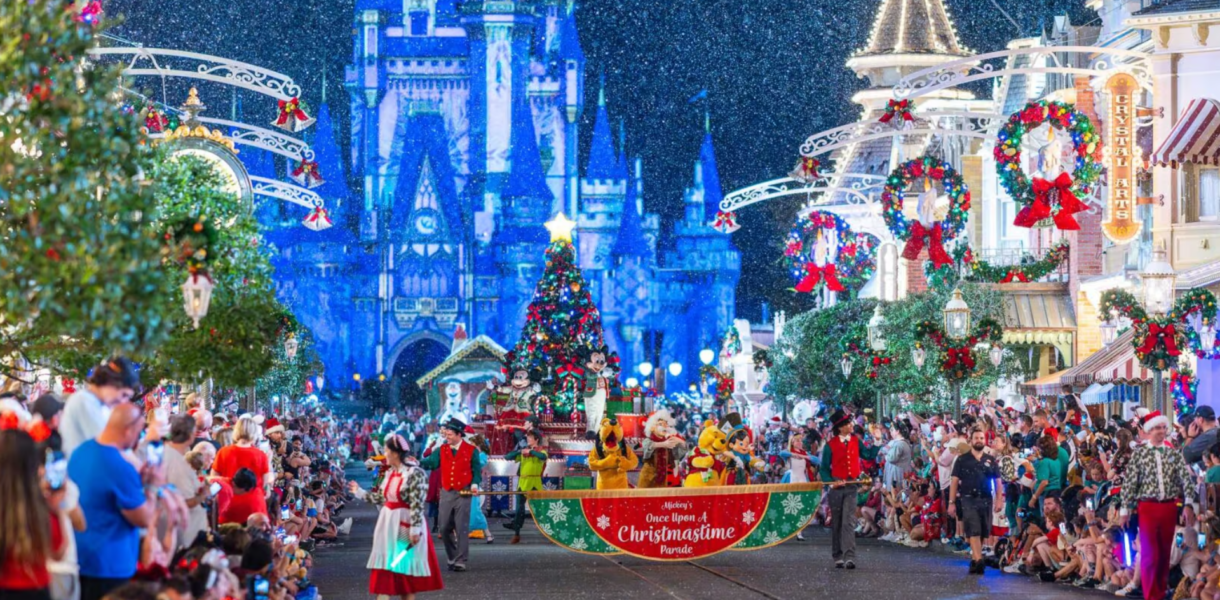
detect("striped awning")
[1020,370,1067,397]
[1151,98,1220,168]
[1061,330,1152,386]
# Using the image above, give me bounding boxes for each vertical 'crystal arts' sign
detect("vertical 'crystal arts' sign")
[1102,73,1142,244]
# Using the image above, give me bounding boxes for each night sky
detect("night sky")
[108,0,1092,320]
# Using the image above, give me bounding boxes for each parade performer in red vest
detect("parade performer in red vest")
[819,409,877,570]
[420,418,481,572]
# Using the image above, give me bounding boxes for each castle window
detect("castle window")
[408,11,428,36]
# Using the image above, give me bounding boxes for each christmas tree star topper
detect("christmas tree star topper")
[545,212,577,242]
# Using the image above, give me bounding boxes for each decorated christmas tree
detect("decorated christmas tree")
[506,213,613,419]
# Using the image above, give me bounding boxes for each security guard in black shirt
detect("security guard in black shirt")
[950,428,1000,575]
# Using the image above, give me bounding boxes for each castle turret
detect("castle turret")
[577,77,627,271]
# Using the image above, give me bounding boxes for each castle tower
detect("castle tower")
[576,78,628,272]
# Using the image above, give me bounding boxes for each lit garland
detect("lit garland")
[783,210,877,295]
[1171,368,1198,415]
[1099,289,1182,370]
[880,155,970,268]
[913,318,1003,382]
[699,365,734,406]
[924,240,1070,289]
[1170,288,1220,360]
[994,100,1102,230]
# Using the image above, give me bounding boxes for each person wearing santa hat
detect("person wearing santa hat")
[818,409,879,570]
[1119,410,1198,600]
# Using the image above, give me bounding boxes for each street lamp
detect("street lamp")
[989,345,1004,367]
[699,349,715,365]
[912,343,927,368]
[1100,315,1118,346]
[840,355,853,378]
[181,274,215,329]
[668,362,683,377]
[1141,247,1177,411]
[284,334,299,360]
[867,304,888,416]
[943,288,972,420]
[639,361,654,378]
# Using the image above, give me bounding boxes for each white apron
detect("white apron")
[366,466,431,577]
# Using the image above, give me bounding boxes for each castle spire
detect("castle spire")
[697,121,723,222]
[612,160,648,259]
[585,73,619,180]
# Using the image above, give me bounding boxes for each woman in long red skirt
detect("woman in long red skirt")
[349,434,443,599]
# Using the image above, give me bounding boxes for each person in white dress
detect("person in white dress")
[349,435,443,599]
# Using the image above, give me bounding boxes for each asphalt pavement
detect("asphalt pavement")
[313,464,1102,600]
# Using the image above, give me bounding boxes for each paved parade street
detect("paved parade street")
[314,466,1098,600]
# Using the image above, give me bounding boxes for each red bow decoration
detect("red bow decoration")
[63,378,76,394]
[794,263,845,293]
[75,0,103,25]
[145,108,168,133]
[556,363,584,379]
[902,221,952,267]
[1137,323,1182,357]
[999,270,1029,283]
[711,210,740,234]
[943,347,976,372]
[1015,173,1086,230]
[790,157,821,182]
[276,98,309,125]
[879,99,915,124]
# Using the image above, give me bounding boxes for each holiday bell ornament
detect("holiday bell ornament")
[290,157,325,189]
[271,97,316,133]
[302,204,333,231]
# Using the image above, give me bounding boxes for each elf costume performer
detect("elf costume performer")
[638,409,686,488]
[502,429,548,544]
[818,409,877,570]
[349,434,444,596]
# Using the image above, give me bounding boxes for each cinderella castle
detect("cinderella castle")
[254,0,740,403]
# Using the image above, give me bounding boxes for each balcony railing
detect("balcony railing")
[972,246,1070,283]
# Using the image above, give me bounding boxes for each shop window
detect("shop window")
[1201,167,1220,220]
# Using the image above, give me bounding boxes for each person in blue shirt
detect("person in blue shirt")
[69,403,162,600]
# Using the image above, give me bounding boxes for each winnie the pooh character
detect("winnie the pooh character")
[683,420,729,487]
[587,416,638,490]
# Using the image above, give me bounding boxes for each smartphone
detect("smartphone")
[1176,532,1185,547]
[283,535,298,546]
[295,499,303,511]
[44,450,67,492]
[1086,498,1094,511]
[247,575,270,600]
[1060,523,1068,536]
[280,506,291,520]
[146,440,165,467]
[1200,533,1208,550]
[209,482,222,497]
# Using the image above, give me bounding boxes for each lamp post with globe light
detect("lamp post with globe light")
[943,288,971,420]
[1141,249,1177,412]
[867,304,888,417]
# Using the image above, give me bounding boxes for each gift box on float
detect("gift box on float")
[486,458,519,512]
[616,413,645,438]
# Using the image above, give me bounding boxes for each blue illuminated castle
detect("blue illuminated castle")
[259,0,739,402]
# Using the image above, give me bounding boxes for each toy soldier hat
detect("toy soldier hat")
[441,417,466,434]
[830,409,851,430]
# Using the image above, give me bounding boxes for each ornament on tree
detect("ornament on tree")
[142,105,169,133]
[302,205,333,231]
[1171,368,1198,415]
[711,210,740,234]
[789,156,821,183]
[879,98,915,128]
[271,97,315,133]
[72,1,103,26]
[290,158,325,189]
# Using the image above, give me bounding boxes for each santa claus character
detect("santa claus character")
[638,410,686,488]
[580,346,615,440]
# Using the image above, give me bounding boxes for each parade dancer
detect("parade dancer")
[502,430,548,544]
[1119,411,1198,600]
[819,409,877,570]
[348,434,444,599]
[419,418,481,572]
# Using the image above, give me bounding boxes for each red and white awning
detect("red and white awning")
[1151,98,1220,168]
[1090,351,1152,385]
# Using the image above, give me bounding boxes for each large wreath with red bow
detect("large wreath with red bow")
[995,100,1102,230]
[914,318,1003,382]
[1099,289,1184,370]
[1171,288,1219,360]
[783,211,877,295]
[881,156,970,268]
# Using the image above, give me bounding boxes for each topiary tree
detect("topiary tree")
[0,1,175,375]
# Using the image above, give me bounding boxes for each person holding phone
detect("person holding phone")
[349,434,443,597]
[0,430,68,600]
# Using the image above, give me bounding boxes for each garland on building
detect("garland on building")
[994,100,1102,230]
[924,240,1071,290]
[167,218,217,278]
[880,156,970,268]
[1170,288,1220,360]
[1171,368,1198,415]
[1098,289,1182,370]
[913,318,1003,381]
[699,365,734,406]
[783,211,877,295]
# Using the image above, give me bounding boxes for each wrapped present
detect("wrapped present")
[563,476,594,491]
[606,401,633,419]
[616,413,645,438]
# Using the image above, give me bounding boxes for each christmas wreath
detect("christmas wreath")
[783,211,877,295]
[881,155,970,268]
[1099,288,1183,370]
[994,100,1102,230]
[699,365,734,406]
[167,218,217,276]
[842,334,892,379]
[1171,288,1219,360]
[913,317,1003,382]
[1171,368,1198,415]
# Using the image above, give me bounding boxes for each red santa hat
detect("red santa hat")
[1141,410,1170,433]
[265,417,285,435]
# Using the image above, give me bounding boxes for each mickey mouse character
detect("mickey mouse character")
[579,344,618,440]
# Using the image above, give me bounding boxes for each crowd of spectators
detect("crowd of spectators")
[0,357,356,600]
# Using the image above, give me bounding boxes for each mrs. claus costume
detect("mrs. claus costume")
[353,438,444,595]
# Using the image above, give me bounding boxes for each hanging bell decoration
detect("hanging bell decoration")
[711,210,741,234]
[290,158,326,189]
[271,97,316,133]
[302,204,333,231]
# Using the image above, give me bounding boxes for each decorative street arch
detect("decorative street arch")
[87,46,303,101]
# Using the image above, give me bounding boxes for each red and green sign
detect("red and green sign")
[528,484,823,560]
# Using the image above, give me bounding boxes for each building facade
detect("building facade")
[257,0,739,401]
